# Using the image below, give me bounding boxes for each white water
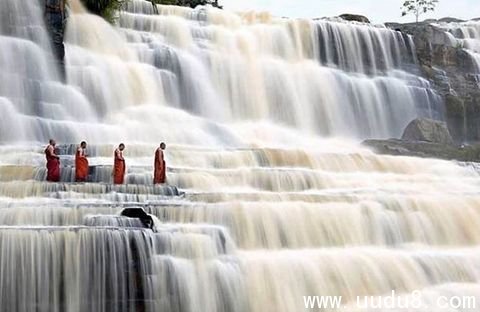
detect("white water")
[438,21,480,72]
[0,0,479,311]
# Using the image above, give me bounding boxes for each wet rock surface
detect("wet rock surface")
[339,14,370,23]
[363,116,479,162]
[363,139,480,162]
[386,20,480,143]
[401,118,454,145]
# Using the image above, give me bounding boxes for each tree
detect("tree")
[401,0,439,23]
[81,0,129,22]
[81,0,222,22]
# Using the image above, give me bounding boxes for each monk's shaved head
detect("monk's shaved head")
[119,143,125,150]
[80,141,87,148]
[160,142,166,149]
[49,139,56,145]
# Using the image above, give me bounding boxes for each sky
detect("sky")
[221,0,480,23]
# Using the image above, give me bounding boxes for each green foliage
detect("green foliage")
[80,0,128,22]
[152,0,222,8]
[401,0,439,23]
[153,0,177,4]
[80,0,222,23]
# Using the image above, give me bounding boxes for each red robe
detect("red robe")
[153,148,166,184]
[75,147,89,182]
[45,144,60,182]
[113,148,125,185]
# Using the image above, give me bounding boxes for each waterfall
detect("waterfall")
[0,228,154,312]
[437,21,480,72]
[1,0,443,143]
[1,0,480,311]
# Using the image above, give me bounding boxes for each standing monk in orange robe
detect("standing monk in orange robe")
[75,141,89,182]
[153,142,167,184]
[45,139,60,182]
[113,143,126,185]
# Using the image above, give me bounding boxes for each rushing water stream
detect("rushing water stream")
[0,0,479,311]
[439,21,480,72]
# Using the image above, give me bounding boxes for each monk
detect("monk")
[45,139,60,182]
[113,143,126,185]
[153,142,167,184]
[75,141,89,182]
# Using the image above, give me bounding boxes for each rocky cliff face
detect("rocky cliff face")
[386,21,480,143]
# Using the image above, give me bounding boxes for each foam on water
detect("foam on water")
[437,21,480,72]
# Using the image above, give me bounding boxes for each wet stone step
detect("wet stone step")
[0,225,152,231]
[0,164,175,184]
[0,181,183,198]
[84,215,150,229]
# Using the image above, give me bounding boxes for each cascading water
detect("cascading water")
[438,21,480,72]
[0,0,479,311]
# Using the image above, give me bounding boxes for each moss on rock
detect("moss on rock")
[363,139,480,163]
[445,94,465,118]
[80,0,126,22]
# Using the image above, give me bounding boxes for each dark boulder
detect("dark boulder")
[438,17,466,23]
[339,14,370,24]
[402,118,454,145]
[386,21,480,143]
[121,207,155,230]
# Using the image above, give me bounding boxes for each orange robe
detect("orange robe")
[75,147,89,182]
[153,148,166,184]
[45,144,60,182]
[113,148,125,185]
